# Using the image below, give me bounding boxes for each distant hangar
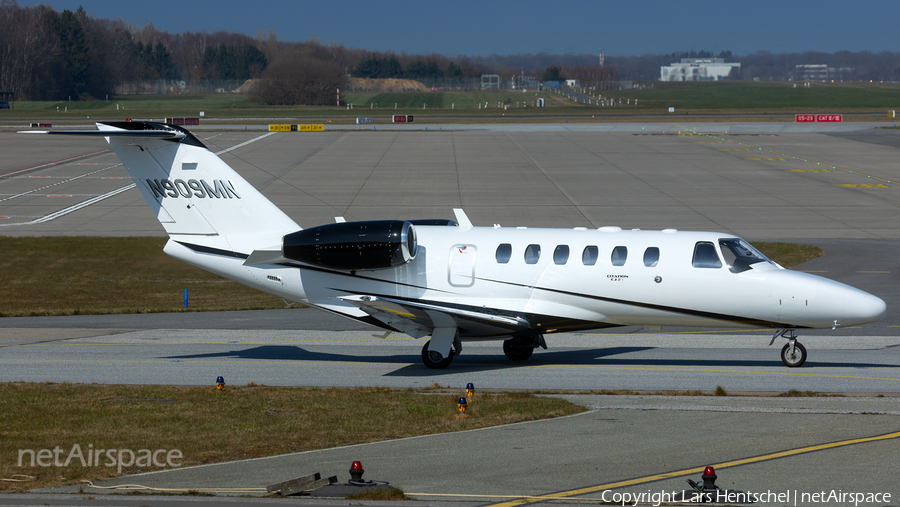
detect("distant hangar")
[660,58,740,81]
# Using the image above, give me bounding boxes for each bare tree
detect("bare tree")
[0,1,61,99]
[250,51,346,106]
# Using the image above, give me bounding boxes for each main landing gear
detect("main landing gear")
[771,329,807,368]
[503,335,547,362]
[421,340,458,369]
[421,334,548,368]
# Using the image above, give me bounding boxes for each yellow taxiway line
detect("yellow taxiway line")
[483,430,900,507]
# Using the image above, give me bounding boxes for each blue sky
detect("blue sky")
[20,0,900,56]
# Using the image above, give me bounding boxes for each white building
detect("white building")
[794,64,854,81]
[660,58,740,81]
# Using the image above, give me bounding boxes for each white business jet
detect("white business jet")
[22,122,887,369]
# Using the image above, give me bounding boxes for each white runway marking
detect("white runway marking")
[0,132,275,227]
[0,163,123,203]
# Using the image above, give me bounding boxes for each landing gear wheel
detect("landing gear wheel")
[503,339,534,361]
[421,340,453,369]
[781,341,807,368]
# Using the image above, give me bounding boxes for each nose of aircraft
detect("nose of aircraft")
[843,287,887,326]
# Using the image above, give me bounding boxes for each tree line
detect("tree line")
[0,1,623,106]
[0,1,271,100]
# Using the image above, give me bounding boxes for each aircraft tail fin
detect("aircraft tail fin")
[23,121,299,237]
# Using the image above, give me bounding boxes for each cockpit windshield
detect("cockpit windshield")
[718,238,775,274]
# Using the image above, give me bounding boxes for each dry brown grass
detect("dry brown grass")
[0,236,294,316]
[0,383,584,491]
[753,242,824,269]
[348,78,427,92]
[346,487,416,500]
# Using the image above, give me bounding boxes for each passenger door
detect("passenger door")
[448,244,477,287]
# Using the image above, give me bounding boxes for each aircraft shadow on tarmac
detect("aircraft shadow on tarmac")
[163,345,893,376]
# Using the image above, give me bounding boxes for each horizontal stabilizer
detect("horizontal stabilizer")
[243,249,290,266]
[18,130,185,139]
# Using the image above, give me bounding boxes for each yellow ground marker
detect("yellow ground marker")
[745,158,786,161]
[838,184,889,188]
[485,431,900,507]
[676,124,897,185]
[788,169,831,172]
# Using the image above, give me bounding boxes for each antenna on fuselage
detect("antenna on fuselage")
[453,208,473,230]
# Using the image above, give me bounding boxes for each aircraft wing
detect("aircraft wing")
[339,295,531,338]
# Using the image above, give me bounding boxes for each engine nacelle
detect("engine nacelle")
[283,220,417,270]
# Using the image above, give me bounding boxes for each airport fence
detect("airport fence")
[346,77,633,92]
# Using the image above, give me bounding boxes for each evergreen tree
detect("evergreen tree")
[153,42,175,79]
[201,42,267,81]
[405,60,443,78]
[44,9,91,98]
[541,65,563,81]
[351,56,403,78]
[446,62,464,78]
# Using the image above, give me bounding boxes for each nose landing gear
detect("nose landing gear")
[771,329,807,367]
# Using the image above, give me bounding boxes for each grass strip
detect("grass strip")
[0,236,293,316]
[4,82,900,119]
[0,383,584,491]
[346,487,416,501]
[754,242,824,268]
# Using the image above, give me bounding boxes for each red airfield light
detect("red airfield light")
[700,466,718,490]
[349,460,365,483]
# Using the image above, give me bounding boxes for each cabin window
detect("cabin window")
[582,245,598,265]
[524,244,541,264]
[643,247,660,267]
[611,246,627,266]
[496,243,512,264]
[692,242,722,268]
[553,245,569,265]
[719,238,773,273]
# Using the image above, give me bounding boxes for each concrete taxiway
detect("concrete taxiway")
[3,326,900,392]
[3,122,900,237]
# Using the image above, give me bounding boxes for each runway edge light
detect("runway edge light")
[702,466,717,490]
[457,396,468,417]
[349,461,364,483]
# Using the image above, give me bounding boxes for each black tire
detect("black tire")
[781,342,807,368]
[421,340,453,369]
[503,339,534,361]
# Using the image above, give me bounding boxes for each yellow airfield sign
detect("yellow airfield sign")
[268,124,324,132]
